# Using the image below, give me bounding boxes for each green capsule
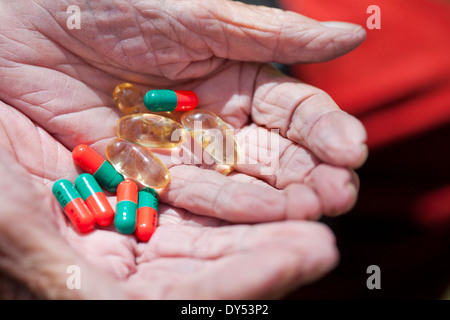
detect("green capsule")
[74,173,115,227]
[115,201,137,234]
[94,161,125,193]
[52,179,80,209]
[52,179,95,233]
[114,180,138,234]
[143,90,198,112]
[74,173,103,199]
[136,187,159,242]
[72,144,124,193]
[138,187,159,211]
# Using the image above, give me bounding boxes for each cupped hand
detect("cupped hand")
[0,0,367,299]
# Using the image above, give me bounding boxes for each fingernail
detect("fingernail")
[321,21,363,33]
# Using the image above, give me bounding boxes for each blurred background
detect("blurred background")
[240,0,450,299]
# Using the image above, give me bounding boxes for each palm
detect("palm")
[0,0,367,299]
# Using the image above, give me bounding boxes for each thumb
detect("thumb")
[188,0,366,63]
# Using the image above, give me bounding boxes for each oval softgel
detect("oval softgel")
[116,113,186,148]
[181,109,240,166]
[105,138,170,189]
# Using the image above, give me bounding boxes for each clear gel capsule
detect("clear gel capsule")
[105,138,170,189]
[116,113,186,148]
[113,83,175,120]
[181,109,240,166]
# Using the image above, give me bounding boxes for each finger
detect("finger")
[136,221,339,299]
[161,165,326,222]
[191,62,368,168]
[158,204,227,227]
[234,124,320,188]
[305,164,360,216]
[12,0,364,79]
[235,125,360,216]
[250,65,368,168]
[169,0,366,64]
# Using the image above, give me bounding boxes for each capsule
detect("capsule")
[136,188,159,242]
[115,180,138,234]
[74,173,115,227]
[52,179,95,233]
[105,138,170,189]
[72,144,124,192]
[181,109,240,166]
[116,113,186,148]
[143,90,198,112]
[113,83,175,120]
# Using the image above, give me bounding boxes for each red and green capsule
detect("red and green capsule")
[143,90,198,112]
[136,187,159,242]
[115,180,138,234]
[72,144,124,193]
[52,179,95,233]
[74,173,115,227]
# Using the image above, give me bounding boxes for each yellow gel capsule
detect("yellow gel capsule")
[113,83,175,120]
[181,109,240,166]
[105,138,170,189]
[117,113,186,148]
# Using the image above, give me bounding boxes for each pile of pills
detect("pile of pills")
[52,83,240,241]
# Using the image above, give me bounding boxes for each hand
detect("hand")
[0,0,367,299]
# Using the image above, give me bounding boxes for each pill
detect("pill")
[116,113,186,149]
[113,83,175,120]
[143,89,198,112]
[72,144,124,193]
[105,138,170,189]
[136,187,159,242]
[115,180,138,234]
[181,109,240,166]
[74,173,115,227]
[52,179,95,233]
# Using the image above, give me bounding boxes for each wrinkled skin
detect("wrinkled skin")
[0,0,367,299]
